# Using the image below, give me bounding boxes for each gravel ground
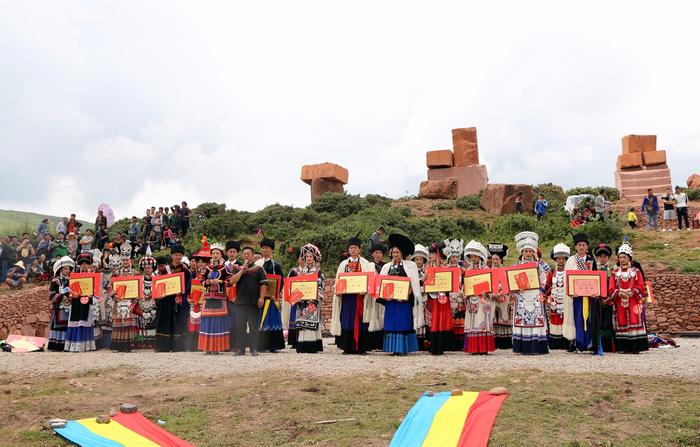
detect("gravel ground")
[2,338,698,380]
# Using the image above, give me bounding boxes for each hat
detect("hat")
[170,245,185,255]
[388,233,415,257]
[299,243,322,264]
[442,239,464,259]
[192,235,211,259]
[487,243,509,259]
[156,255,170,265]
[225,240,241,252]
[260,238,275,250]
[617,241,633,258]
[347,232,362,249]
[594,243,612,257]
[119,241,133,259]
[370,242,387,254]
[53,256,75,275]
[76,252,93,265]
[210,242,224,253]
[515,231,539,252]
[139,256,156,270]
[411,244,429,261]
[572,233,590,246]
[181,256,190,267]
[13,260,25,269]
[551,243,571,260]
[464,240,488,262]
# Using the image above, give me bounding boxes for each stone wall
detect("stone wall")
[0,286,51,340]
[645,273,700,335]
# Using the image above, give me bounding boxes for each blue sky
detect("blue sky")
[1,1,699,220]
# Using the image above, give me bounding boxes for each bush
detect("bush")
[570,218,624,248]
[685,188,700,201]
[534,183,566,202]
[194,202,227,218]
[432,201,455,211]
[455,192,482,210]
[565,186,620,201]
[309,192,366,217]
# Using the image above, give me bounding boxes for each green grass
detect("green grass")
[0,209,92,235]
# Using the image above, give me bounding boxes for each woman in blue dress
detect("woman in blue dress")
[377,234,424,356]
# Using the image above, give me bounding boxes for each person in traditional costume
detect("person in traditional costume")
[368,242,388,350]
[609,242,649,353]
[443,239,465,351]
[462,240,495,354]
[411,244,429,351]
[111,242,138,352]
[377,234,423,355]
[331,233,380,354]
[285,247,303,350]
[425,242,452,355]
[48,256,75,351]
[290,244,325,353]
[564,233,600,353]
[199,242,233,354]
[595,243,616,352]
[189,241,211,350]
[488,243,512,349]
[255,237,286,352]
[154,245,191,352]
[545,243,570,350]
[511,231,550,355]
[137,256,157,349]
[224,241,241,352]
[64,253,97,352]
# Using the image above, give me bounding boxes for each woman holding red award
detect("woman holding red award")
[198,242,233,354]
[377,234,423,356]
[609,242,649,354]
[288,244,325,353]
[425,242,453,355]
[462,240,495,354]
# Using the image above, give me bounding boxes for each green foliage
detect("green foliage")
[534,183,566,202]
[684,188,700,201]
[309,192,366,217]
[455,192,482,210]
[565,186,620,201]
[195,202,227,218]
[107,218,130,240]
[570,218,624,248]
[432,201,455,211]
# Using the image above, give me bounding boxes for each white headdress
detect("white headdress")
[210,242,225,252]
[442,239,464,259]
[551,243,571,259]
[515,231,539,252]
[53,256,75,275]
[119,241,133,260]
[299,243,322,264]
[463,240,488,262]
[617,241,633,258]
[411,244,429,261]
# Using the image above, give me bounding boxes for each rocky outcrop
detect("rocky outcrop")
[0,286,51,340]
[427,165,488,197]
[687,174,700,189]
[419,177,458,199]
[480,184,535,215]
[615,134,672,201]
[301,162,348,202]
[426,150,454,169]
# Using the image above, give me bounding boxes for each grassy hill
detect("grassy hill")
[0,209,92,236]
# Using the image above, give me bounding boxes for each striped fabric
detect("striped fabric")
[54,411,194,447]
[390,391,507,447]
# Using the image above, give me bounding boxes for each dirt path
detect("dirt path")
[2,338,697,380]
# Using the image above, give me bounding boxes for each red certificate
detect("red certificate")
[69,272,101,296]
[374,275,411,301]
[500,262,541,293]
[264,274,282,299]
[284,273,318,302]
[566,270,607,297]
[152,272,185,298]
[336,271,375,295]
[424,267,461,293]
[463,268,498,296]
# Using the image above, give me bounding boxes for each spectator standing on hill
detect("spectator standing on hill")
[79,229,94,251]
[0,236,11,281]
[17,237,35,268]
[673,186,690,230]
[95,210,107,230]
[96,225,109,250]
[627,208,639,228]
[36,233,53,257]
[37,218,49,239]
[56,217,68,235]
[128,217,140,242]
[640,189,659,230]
[53,232,68,258]
[594,190,607,221]
[660,188,675,232]
[534,194,549,221]
[67,214,80,235]
[180,201,191,237]
[514,192,524,214]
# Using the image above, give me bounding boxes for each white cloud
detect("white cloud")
[1,0,699,221]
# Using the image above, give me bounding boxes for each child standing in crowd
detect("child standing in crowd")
[627,208,639,228]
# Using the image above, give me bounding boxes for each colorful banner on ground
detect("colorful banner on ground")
[53,411,194,447]
[389,390,507,447]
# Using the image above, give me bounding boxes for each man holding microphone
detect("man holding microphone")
[230,246,267,356]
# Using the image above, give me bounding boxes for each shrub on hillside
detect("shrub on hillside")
[685,188,700,201]
[565,186,620,201]
[432,201,455,211]
[455,192,482,210]
[534,183,566,202]
[309,192,366,217]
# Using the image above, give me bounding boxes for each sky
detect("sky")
[1,1,699,221]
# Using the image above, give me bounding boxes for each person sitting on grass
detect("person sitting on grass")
[627,208,639,228]
[4,261,27,289]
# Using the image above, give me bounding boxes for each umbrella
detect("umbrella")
[98,203,115,228]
